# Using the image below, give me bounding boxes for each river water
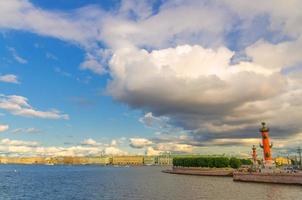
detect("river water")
[0,165,301,200]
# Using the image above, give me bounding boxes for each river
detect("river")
[0,165,301,200]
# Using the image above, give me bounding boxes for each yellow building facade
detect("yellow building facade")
[143,156,156,165]
[274,157,291,166]
[0,157,46,164]
[112,156,144,165]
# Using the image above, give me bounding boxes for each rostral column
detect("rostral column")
[259,122,273,165]
[252,145,257,165]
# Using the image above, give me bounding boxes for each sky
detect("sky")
[0,0,302,158]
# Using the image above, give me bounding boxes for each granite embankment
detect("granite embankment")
[233,172,302,185]
[163,167,302,185]
[163,167,234,176]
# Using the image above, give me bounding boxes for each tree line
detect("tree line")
[173,156,252,169]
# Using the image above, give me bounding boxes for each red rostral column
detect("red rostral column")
[252,145,257,164]
[259,122,273,163]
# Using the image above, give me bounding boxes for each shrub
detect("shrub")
[240,159,252,165]
[229,157,241,169]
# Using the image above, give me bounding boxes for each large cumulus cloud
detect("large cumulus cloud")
[107,45,292,134]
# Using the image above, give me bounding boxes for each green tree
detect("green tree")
[229,157,241,169]
[240,159,252,165]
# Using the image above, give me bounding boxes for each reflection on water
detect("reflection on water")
[0,165,301,200]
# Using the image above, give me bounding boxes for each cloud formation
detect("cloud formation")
[1,138,38,147]
[0,94,69,120]
[8,47,27,64]
[1,0,302,151]
[81,138,101,146]
[0,137,127,157]
[0,124,9,132]
[11,127,41,134]
[0,74,20,84]
[108,45,289,135]
[129,138,153,148]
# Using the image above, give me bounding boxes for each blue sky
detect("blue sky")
[0,30,150,145]
[0,0,155,156]
[0,0,302,157]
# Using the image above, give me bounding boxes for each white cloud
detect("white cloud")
[0,0,104,74]
[0,0,100,46]
[81,138,100,146]
[0,74,20,84]
[154,143,194,154]
[0,94,69,120]
[246,38,302,70]
[129,138,153,148]
[118,0,154,20]
[79,138,126,155]
[139,112,170,129]
[110,139,117,146]
[146,147,162,156]
[54,67,72,77]
[221,0,302,38]
[8,47,27,64]
[46,52,58,60]
[143,141,194,155]
[11,127,41,134]
[0,138,38,147]
[0,124,9,132]
[80,55,105,75]
[0,137,127,157]
[80,49,111,75]
[104,146,127,155]
[129,135,194,154]
[101,1,231,49]
[208,138,260,146]
[108,45,286,132]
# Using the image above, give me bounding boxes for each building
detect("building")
[157,155,173,166]
[143,156,156,165]
[0,157,46,164]
[48,156,112,165]
[275,157,291,166]
[112,156,144,165]
[86,156,112,165]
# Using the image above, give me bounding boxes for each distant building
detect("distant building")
[143,156,156,165]
[274,157,291,166]
[0,155,175,166]
[0,157,46,164]
[50,156,112,165]
[88,156,112,165]
[112,156,144,165]
[157,155,173,166]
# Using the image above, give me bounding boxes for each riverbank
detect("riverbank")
[233,172,302,185]
[163,167,302,185]
[163,167,234,176]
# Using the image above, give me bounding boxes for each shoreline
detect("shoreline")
[163,167,234,176]
[163,167,302,185]
[233,172,302,185]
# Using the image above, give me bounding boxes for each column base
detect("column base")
[261,160,276,173]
